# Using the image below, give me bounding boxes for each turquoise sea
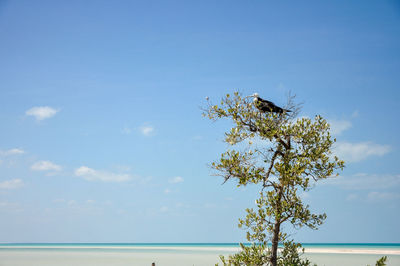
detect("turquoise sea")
[1,242,399,247]
[0,243,399,266]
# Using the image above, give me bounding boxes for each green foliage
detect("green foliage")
[217,241,315,266]
[375,256,388,266]
[218,243,270,266]
[205,92,344,266]
[277,241,316,266]
[367,256,388,266]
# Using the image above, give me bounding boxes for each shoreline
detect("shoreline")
[1,245,399,255]
[303,248,400,255]
[1,247,400,266]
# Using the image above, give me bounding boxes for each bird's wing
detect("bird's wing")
[258,98,275,106]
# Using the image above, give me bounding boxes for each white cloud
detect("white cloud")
[54,198,95,205]
[0,148,25,156]
[334,141,390,162]
[346,194,358,201]
[0,201,23,212]
[0,179,24,189]
[160,206,169,213]
[324,173,400,190]
[31,161,62,171]
[164,188,172,194]
[193,135,203,141]
[328,119,352,135]
[121,126,132,135]
[53,199,66,203]
[140,125,154,136]
[113,165,132,172]
[50,199,103,214]
[75,166,132,182]
[204,203,217,208]
[176,202,185,208]
[351,110,359,118]
[169,176,184,184]
[26,106,59,120]
[117,209,128,215]
[367,191,400,202]
[67,200,77,206]
[0,201,13,207]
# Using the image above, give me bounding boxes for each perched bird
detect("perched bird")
[252,93,291,114]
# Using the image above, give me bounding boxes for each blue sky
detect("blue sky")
[0,0,399,243]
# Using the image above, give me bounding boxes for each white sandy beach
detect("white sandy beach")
[0,250,221,266]
[2,245,400,255]
[0,246,400,266]
[304,247,400,255]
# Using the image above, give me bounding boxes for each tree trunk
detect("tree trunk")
[270,187,283,266]
[270,220,280,266]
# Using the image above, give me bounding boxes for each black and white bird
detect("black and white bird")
[252,93,291,114]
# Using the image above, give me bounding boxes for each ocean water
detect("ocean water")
[0,243,399,266]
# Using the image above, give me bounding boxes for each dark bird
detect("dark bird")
[252,93,291,114]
